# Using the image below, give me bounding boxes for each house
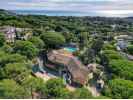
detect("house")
[116,39,128,50]
[114,35,132,50]
[5,27,16,43]
[0,26,16,43]
[21,31,32,40]
[126,54,133,61]
[45,49,90,86]
[16,28,32,40]
[114,35,133,41]
[0,26,33,42]
[111,24,116,30]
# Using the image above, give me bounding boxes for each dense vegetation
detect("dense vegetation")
[103,79,133,99]
[0,9,133,99]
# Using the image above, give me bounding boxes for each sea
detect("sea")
[11,10,98,16]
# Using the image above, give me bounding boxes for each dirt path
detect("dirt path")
[34,72,51,82]
[66,85,76,92]
[86,85,100,97]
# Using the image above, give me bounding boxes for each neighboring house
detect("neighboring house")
[16,28,32,40]
[111,24,116,30]
[116,39,128,50]
[114,35,133,41]
[45,49,90,86]
[114,35,132,50]
[0,26,32,42]
[0,26,16,43]
[21,31,32,40]
[126,53,133,61]
[5,27,16,43]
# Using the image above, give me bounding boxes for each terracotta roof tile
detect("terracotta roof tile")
[47,49,89,85]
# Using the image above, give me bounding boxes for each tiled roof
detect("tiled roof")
[67,57,89,85]
[47,50,71,65]
[47,49,89,85]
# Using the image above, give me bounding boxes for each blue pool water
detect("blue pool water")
[64,47,77,52]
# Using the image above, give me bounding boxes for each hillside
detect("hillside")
[0,9,133,99]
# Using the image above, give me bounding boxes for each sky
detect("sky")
[1,0,133,17]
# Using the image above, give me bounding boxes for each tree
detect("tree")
[94,96,110,99]
[44,78,70,98]
[33,29,42,36]
[79,32,89,48]
[103,50,123,60]
[61,32,74,43]
[0,51,27,67]
[0,44,13,53]
[80,48,95,65]
[22,76,45,99]
[102,43,115,50]
[2,63,31,83]
[13,40,39,59]
[40,32,65,48]
[0,79,29,99]
[57,88,72,99]
[72,88,92,99]
[0,32,5,47]
[103,79,133,99]
[91,38,104,55]
[109,59,133,80]
[55,25,67,32]
[29,37,45,49]
[127,45,133,55]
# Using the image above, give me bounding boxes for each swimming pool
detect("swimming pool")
[64,47,77,52]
